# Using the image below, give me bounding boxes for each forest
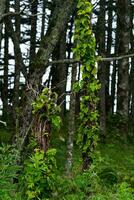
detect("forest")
[0,0,134,199]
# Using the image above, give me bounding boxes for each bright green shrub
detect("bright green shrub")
[21,148,57,199]
[116,182,134,200]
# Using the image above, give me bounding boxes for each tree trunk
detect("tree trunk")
[111,15,120,114]
[51,30,67,116]
[18,0,77,146]
[29,0,38,75]
[129,4,134,132]
[13,0,21,122]
[66,63,77,175]
[41,0,46,39]
[0,0,6,52]
[105,0,113,114]
[117,0,130,122]
[97,0,106,139]
[2,0,9,119]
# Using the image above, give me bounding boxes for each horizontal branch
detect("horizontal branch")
[0,12,20,23]
[98,53,134,62]
[49,53,134,65]
[0,11,47,23]
[49,59,80,65]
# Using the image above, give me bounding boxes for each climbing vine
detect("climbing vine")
[32,88,61,129]
[73,0,100,169]
[32,88,61,152]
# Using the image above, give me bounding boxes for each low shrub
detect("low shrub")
[0,144,21,199]
[21,148,57,199]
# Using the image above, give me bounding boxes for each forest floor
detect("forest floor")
[0,123,134,199]
[51,126,134,199]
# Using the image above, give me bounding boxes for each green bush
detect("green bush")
[0,144,21,199]
[21,148,57,199]
[116,182,134,200]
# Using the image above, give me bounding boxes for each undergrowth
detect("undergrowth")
[0,123,134,199]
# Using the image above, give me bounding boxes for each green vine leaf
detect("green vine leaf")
[73,0,100,161]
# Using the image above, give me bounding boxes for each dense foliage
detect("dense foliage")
[21,148,57,199]
[73,0,100,167]
[1,133,134,199]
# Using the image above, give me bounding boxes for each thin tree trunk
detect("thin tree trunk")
[66,63,77,176]
[111,27,119,114]
[111,61,117,114]
[13,0,21,122]
[3,0,9,119]
[0,0,6,52]
[117,0,131,122]
[129,4,134,131]
[29,0,38,74]
[105,0,113,114]
[97,0,106,139]
[41,0,46,39]
[75,63,80,115]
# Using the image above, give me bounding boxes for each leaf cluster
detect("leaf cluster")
[32,88,61,130]
[73,0,100,155]
[21,148,57,199]
[0,144,21,199]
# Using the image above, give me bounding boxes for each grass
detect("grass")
[0,126,13,144]
[99,138,134,187]
[1,118,134,199]
[51,125,134,199]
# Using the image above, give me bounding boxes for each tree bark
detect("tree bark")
[2,0,9,119]
[105,0,113,114]
[129,4,134,132]
[66,63,77,175]
[117,0,131,120]
[41,0,46,39]
[29,0,38,75]
[0,0,6,52]
[111,18,119,114]
[13,0,21,122]
[51,30,67,116]
[19,0,78,144]
[97,0,106,139]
